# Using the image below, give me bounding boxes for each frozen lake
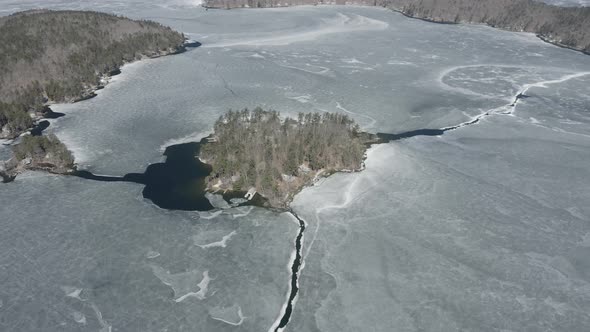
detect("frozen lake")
[1,2,590,331]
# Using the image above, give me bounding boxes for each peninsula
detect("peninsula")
[0,10,189,181]
[199,108,377,207]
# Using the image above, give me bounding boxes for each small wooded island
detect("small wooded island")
[200,108,378,207]
[0,10,188,181]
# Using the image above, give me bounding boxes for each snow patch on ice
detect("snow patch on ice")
[341,58,364,64]
[279,63,330,75]
[233,51,266,59]
[146,250,160,259]
[287,94,312,103]
[209,304,246,326]
[194,231,237,249]
[61,286,83,300]
[151,266,210,302]
[198,210,223,220]
[387,60,417,66]
[174,271,211,302]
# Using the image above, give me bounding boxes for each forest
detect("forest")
[200,108,375,207]
[0,9,186,139]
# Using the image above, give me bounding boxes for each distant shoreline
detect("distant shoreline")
[201,1,590,57]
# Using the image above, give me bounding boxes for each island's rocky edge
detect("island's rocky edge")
[202,0,590,56]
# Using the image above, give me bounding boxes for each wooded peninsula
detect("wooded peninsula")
[0,10,187,181]
[200,108,377,207]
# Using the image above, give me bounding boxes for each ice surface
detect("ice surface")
[0,176,297,331]
[1,2,590,332]
[204,12,388,48]
[290,92,590,330]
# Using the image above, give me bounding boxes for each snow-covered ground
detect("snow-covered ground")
[1,2,590,331]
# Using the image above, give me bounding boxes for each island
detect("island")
[0,134,75,182]
[0,10,190,181]
[199,108,378,207]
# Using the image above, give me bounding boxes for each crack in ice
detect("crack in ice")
[269,210,306,332]
[441,71,590,132]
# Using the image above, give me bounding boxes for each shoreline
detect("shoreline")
[201,3,590,57]
[536,34,590,56]
[46,39,199,107]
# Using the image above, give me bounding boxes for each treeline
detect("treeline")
[203,0,590,54]
[200,108,371,206]
[0,9,185,138]
[388,0,590,53]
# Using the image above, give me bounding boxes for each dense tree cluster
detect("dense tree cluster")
[13,134,74,172]
[200,108,372,206]
[0,103,34,138]
[203,0,590,54]
[0,9,185,138]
